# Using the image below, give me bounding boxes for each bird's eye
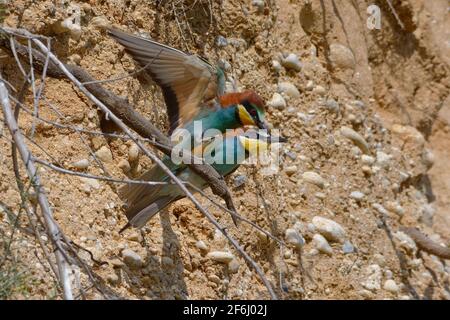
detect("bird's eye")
[249,108,258,117]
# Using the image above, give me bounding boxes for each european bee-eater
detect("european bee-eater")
[119,130,282,231]
[107,28,269,138]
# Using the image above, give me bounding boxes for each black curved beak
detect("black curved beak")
[267,135,287,143]
[256,120,287,143]
[272,135,287,143]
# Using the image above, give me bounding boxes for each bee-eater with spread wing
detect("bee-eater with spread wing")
[108,28,269,138]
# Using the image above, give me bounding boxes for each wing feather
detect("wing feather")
[108,28,219,133]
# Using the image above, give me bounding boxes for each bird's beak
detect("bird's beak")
[271,135,287,143]
[256,120,288,143]
[256,119,269,131]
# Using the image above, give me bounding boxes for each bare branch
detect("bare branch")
[401,227,450,260]
[0,79,74,299]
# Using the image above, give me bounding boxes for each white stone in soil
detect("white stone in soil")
[302,171,325,188]
[285,228,305,248]
[312,216,346,243]
[383,279,399,293]
[278,82,300,99]
[268,92,286,109]
[361,264,382,291]
[281,53,302,71]
[122,249,143,269]
[207,251,235,264]
[313,234,333,255]
[95,146,113,163]
[72,159,89,169]
[350,191,365,201]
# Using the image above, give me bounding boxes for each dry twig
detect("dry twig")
[401,227,450,260]
[0,80,74,299]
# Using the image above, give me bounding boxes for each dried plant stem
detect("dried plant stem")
[401,227,450,260]
[0,80,73,299]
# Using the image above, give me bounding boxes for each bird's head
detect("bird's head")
[220,90,268,130]
[236,90,268,130]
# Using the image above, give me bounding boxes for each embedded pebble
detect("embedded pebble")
[361,264,382,291]
[420,203,435,227]
[372,203,389,216]
[233,174,247,188]
[373,253,386,267]
[391,124,425,146]
[128,143,140,162]
[215,35,228,47]
[195,240,208,252]
[207,251,235,264]
[268,92,286,109]
[313,234,333,255]
[350,191,365,201]
[422,148,435,168]
[90,16,110,29]
[307,223,316,233]
[122,249,143,269]
[118,159,131,173]
[81,177,101,192]
[385,201,404,217]
[252,0,265,11]
[315,192,326,200]
[272,60,282,72]
[72,159,89,169]
[302,171,325,188]
[278,82,300,99]
[228,259,240,273]
[281,53,302,71]
[393,231,417,254]
[312,216,346,243]
[313,85,326,96]
[340,126,370,154]
[383,279,399,293]
[109,258,124,268]
[106,273,119,285]
[285,228,305,248]
[95,146,113,163]
[342,240,355,254]
[358,289,374,299]
[285,151,297,160]
[384,269,393,279]
[325,99,339,113]
[361,155,375,165]
[284,165,298,176]
[376,151,392,168]
[305,80,314,91]
[208,274,221,285]
[55,4,82,40]
[362,165,372,175]
[329,43,355,70]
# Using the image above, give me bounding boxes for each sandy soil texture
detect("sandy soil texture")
[0,0,449,300]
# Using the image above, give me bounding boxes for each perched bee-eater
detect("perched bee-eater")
[119,130,283,231]
[108,28,269,138]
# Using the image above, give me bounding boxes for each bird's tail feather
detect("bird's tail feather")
[118,164,166,205]
[126,194,180,229]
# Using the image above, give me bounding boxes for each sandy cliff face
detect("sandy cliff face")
[0,0,449,299]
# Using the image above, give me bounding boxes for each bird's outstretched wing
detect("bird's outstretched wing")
[108,28,223,133]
